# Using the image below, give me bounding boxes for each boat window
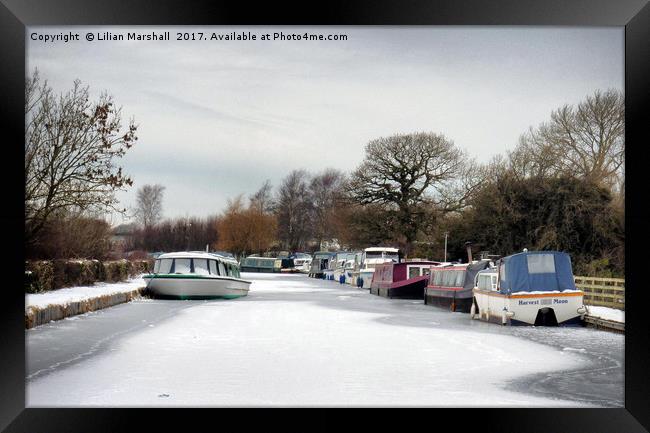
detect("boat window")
[174,258,191,273]
[383,253,399,262]
[194,258,210,275]
[154,260,160,273]
[408,267,420,279]
[443,271,451,286]
[422,268,431,276]
[209,260,218,275]
[157,259,173,274]
[218,262,226,276]
[447,270,458,287]
[455,270,465,287]
[227,264,234,277]
[433,271,443,286]
[233,266,240,278]
[478,274,495,291]
[527,254,556,274]
[491,276,498,290]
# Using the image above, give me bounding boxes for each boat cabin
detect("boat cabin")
[154,251,241,278]
[240,256,282,273]
[370,260,441,298]
[308,251,336,278]
[425,260,494,312]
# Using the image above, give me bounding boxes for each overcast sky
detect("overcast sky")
[27,26,624,224]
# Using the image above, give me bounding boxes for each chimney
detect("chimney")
[464,241,473,263]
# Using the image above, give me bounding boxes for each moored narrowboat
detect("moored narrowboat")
[471,250,586,326]
[240,255,282,273]
[424,260,493,312]
[370,261,440,298]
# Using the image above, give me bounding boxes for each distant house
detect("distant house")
[110,223,137,248]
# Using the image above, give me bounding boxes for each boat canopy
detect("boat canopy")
[498,251,575,294]
[463,260,493,290]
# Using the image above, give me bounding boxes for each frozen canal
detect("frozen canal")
[26,273,623,407]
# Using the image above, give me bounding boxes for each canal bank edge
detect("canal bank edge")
[25,287,146,329]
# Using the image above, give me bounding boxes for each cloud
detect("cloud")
[28,26,623,221]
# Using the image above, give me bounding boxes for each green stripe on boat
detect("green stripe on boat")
[143,274,250,282]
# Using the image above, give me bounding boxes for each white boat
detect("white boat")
[344,252,362,285]
[143,251,251,299]
[471,251,586,326]
[308,251,336,278]
[323,255,337,281]
[332,252,349,283]
[357,247,401,289]
[293,253,312,273]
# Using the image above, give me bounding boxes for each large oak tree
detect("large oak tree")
[347,132,473,251]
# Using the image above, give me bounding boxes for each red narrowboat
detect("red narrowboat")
[370,261,441,299]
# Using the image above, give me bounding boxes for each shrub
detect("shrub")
[25,261,54,293]
[104,260,130,283]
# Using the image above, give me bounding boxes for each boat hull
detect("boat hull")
[370,276,429,299]
[240,266,280,273]
[143,274,251,299]
[424,287,473,312]
[472,289,585,326]
[359,270,374,288]
[344,270,356,285]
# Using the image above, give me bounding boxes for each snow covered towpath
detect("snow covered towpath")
[25,276,147,328]
[26,273,623,407]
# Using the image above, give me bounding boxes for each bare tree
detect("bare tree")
[248,180,277,253]
[347,132,469,248]
[276,170,312,251]
[510,89,624,189]
[135,184,165,229]
[249,180,275,214]
[25,71,137,245]
[308,168,346,247]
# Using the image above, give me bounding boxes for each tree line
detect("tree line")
[24,69,624,276]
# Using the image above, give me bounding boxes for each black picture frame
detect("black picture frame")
[1,0,648,431]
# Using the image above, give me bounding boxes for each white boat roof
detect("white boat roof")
[364,247,399,252]
[156,251,238,264]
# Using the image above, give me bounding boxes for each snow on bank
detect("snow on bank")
[26,276,146,309]
[27,275,590,407]
[586,306,625,323]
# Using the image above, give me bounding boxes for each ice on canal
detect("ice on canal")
[26,273,623,407]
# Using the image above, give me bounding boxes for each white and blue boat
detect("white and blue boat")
[471,250,586,326]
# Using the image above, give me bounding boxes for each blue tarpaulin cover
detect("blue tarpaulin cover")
[499,251,575,294]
